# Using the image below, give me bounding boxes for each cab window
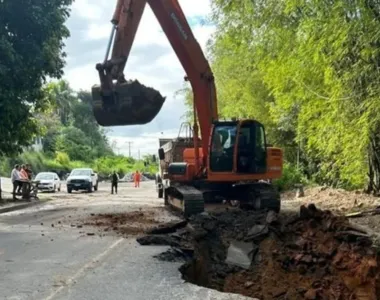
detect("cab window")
[237,122,266,173]
[210,124,237,172]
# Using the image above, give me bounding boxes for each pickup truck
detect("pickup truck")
[66,168,98,193]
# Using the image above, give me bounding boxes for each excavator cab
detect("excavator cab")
[209,120,267,174]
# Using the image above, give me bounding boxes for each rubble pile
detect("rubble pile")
[120,172,150,182]
[137,205,380,299]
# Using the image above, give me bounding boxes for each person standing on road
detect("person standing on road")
[25,163,33,180]
[111,171,119,194]
[19,165,29,180]
[18,164,30,194]
[134,170,141,188]
[11,164,21,199]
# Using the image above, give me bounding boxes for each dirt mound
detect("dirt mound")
[283,187,380,214]
[83,210,161,235]
[120,172,150,182]
[137,205,380,299]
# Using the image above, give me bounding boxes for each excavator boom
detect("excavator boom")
[103,0,146,83]
[92,0,218,160]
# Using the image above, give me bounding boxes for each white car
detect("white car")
[66,168,98,193]
[35,172,61,192]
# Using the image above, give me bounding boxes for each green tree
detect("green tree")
[72,91,113,157]
[40,81,114,159]
[55,126,93,162]
[0,0,73,155]
[208,0,380,192]
[44,80,77,125]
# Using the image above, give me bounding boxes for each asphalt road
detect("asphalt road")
[0,182,252,300]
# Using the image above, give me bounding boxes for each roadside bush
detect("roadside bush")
[274,163,307,192]
[0,151,158,178]
[55,151,70,166]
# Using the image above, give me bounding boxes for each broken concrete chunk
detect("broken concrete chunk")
[146,220,187,235]
[136,235,179,247]
[266,211,278,224]
[247,224,267,236]
[153,247,192,262]
[225,240,257,269]
[244,224,269,241]
[334,230,371,243]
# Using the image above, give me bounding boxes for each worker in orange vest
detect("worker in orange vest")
[134,170,141,188]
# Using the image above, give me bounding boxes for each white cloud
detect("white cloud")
[70,0,108,20]
[108,129,179,158]
[63,0,215,158]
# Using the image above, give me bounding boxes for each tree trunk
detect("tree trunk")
[367,134,380,195]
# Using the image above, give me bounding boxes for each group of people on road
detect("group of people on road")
[11,164,33,199]
[110,170,141,194]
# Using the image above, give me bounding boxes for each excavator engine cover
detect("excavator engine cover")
[91,80,166,127]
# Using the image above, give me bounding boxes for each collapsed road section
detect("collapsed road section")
[137,205,380,300]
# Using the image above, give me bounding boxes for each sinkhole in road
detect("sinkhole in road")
[139,205,380,300]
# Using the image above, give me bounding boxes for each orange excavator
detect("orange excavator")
[91,0,283,217]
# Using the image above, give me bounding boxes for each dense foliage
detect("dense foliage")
[0,151,156,180]
[0,0,73,155]
[40,81,113,161]
[0,80,158,178]
[181,0,380,192]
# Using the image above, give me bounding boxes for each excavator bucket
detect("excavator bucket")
[91,80,166,127]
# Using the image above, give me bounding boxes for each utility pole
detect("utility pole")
[125,141,133,157]
[138,149,140,160]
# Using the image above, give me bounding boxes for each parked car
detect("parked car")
[35,172,61,192]
[66,168,98,193]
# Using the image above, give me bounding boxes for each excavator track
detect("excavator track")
[165,185,204,218]
[245,182,281,212]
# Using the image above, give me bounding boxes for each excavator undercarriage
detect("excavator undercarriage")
[163,181,281,218]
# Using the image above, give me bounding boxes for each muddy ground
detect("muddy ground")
[126,186,380,300]
[40,184,380,300]
[137,206,380,299]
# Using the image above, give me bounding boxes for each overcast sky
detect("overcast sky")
[62,0,215,158]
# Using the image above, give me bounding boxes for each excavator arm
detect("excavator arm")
[93,0,218,160]
[96,0,146,94]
